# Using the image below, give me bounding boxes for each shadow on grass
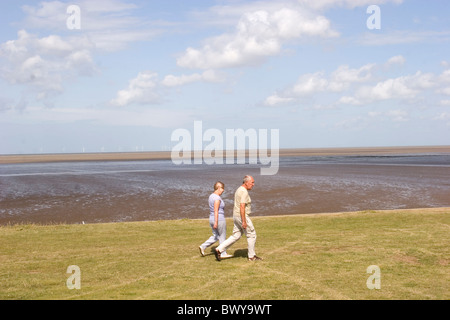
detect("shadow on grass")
[231,249,248,259]
[205,247,248,259]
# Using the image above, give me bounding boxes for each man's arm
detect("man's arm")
[240,203,247,229]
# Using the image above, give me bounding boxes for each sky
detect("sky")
[0,0,449,154]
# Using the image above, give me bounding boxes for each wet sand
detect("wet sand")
[1,145,449,164]
[1,146,449,225]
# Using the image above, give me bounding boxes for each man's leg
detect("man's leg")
[244,216,257,258]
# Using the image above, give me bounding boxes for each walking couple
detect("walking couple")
[198,175,263,262]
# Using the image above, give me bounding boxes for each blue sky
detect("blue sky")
[0,0,449,154]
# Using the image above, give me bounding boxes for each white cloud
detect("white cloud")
[197,0,403,24]
[263,56,450,108]
[177,7,338,69]
[366,109,410,123]
[264,61,376,106]
[433,112,450,126]
[162,70,225,87]
[439,87,450,96]
[264,94,295,107]
[438,70,450,96]
[297,0,403,10]
[386,55,406,66]
[0,30,97,103]
[292,72,329,95]
[20,0,159,52]
[21,1,68,30]
[110,72,161,107]
[329,63,375,91]
[349,71,436,104]
[2,105,193,128]
[338,96,362,105]
[357,78,417,101]
[111,69,227,107]
[263,72,330,106]
[359,30,450,47]
[386,109,409,122]
[183,0,405,70]
[0,0,163,108]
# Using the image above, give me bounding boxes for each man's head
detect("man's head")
[242,175,255,190]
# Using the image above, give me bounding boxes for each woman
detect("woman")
[199,181,232,259]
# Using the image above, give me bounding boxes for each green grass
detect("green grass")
[1,208,448,300]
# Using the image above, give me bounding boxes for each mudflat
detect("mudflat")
[1,145,449,164]
[1,147,449,225]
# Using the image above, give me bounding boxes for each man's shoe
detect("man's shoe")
[248,255,263,261]
[199,246,205,257]
[221,253,233,259]
[214,249,222,261]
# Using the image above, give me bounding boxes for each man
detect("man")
[215,175,262,262]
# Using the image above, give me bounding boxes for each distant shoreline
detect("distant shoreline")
[1,145,449,164]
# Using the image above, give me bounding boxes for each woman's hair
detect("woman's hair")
[214,181,224,190]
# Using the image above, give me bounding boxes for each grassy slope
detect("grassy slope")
[1,208,449,300]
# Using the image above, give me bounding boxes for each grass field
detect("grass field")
[1,208,448,300]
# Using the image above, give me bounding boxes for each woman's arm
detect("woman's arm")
[213,200,220,229]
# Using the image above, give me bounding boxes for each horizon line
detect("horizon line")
[1,145,449,164]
